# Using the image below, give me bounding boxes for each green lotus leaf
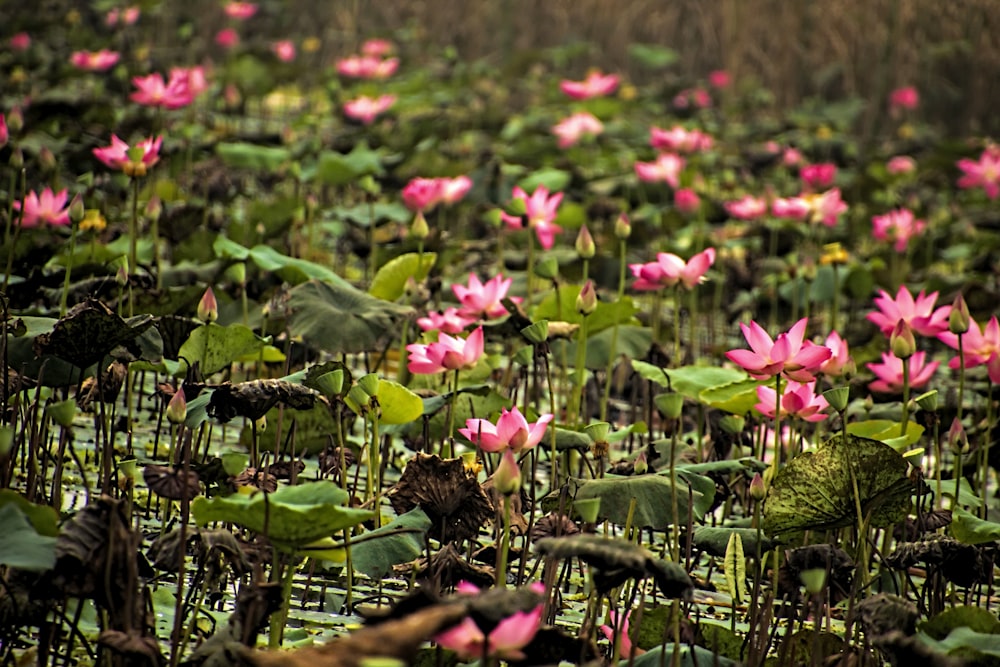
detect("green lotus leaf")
[369,252,437,301]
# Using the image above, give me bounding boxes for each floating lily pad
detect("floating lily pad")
[177,323,271,376]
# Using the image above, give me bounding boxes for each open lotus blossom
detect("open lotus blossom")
[630,248,715,291]
[105,6,140,26]
[361,38,394,57]
[223,1,257,19]
[459,406,553,453]
[872,208,926,252]
[335,54,399,79]
[500,185,563,250]
[674,188,700,215]
[13,188,71,228]
[889,86,919,111]
[887,156,917,175]
[343,95,395,125]
[439,176,473,204]
[92,134,162,176]
[772,196,811,220]
[453,273,520,319]
[634,153,685,188]
[552,112,604,148]
[434,582,544,660]
[131,68,206,109]
[271,40,296,62]
[867,350,939,394]
[559,70,620,99]
[805,188,849,227]
[406,326,484,374]
[726,318,832,382]
[867,286,951,337]
[957,145,1000,200]
[600,609,643,658]
[724,194,768,220]
[70,49,120,71]
[800,163,837,190]
[820,331,853,377]
[649,125,713,153]
[938,315,1000,383]
[416,307,475,335]
[401,176,472,212]
[754,380,829,422]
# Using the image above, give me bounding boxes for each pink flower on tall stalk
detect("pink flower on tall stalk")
[552,112,603,148]
[674,188,701,215]
[434,582,544,660]
[70,50,120,72]
[650,126,713,153]
[772,196,810,221]
[957,145,1000,200]
[453,273,520,319]
[406,326,484,374]
[726,318,832,382]
[889,86,919,111]
[630,248,715,291]
[223,1,257,19]
[416,308,475,335]
[500,186,563,250]
[887,156,917,175]
[459,407,553,453]
[634,153,685,188]
[938,315,1000,383]
[872,208,926,252]
[131,69,204,109]
[867,351,939,394]
[92,134,162,176]
[867,286,951,337]
[12,188,71,228]
[271,40,296,62]
[559,70,620,99]
[361,38,394,57]
[724,195,768,220]
[754,380,829,422]
[336,55,398,79]
[820,331,853,377]
[402,178,443,212]
[800,163,836,190]
[600,609,643,658]
[215,28,240,49]
[343,95,395,125]
[708,70,731,89]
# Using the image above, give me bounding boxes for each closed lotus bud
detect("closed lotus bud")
[949,294,970,335]
[575,225,595,259]
[115,259,129,286]
[39,146,56,172]
[7,108,23,134]
[410,211,429,240]
[494,448,522,495]
[749,472,766,501]
[948,417,968,455]
[146,195,162,223]
[614,213,631,240]
[165,388,187,424]
[69,194,85,223]
[633,450,648,475]
[198,287,219,323]
[10,147,23,169]
[889,320,915,359]
[576,280,597,315]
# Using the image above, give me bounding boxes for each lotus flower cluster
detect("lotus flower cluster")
[131,67,207,109]
[460,406,553,454]
[635,153,685,188]
[336,41,398,80]
[223,1,257,19]
[401,176,472,212]
[500,185,563,250]
[755,380,829,421]
[559,70,619,99]
[772,189,848,227]
[105,6,140,26]
[725,194,768,220]
[630,248,715,291]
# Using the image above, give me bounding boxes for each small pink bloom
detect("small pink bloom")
[800,163,837,190]
[460,406,553,453]
[0,114,8,148]
[434,582,544,660]
[13,188,71,228]
[726,318,832,382]
[755,380,829,422]
[673,87,712,109]
[122,6,141,24]
[957,145,1000,200]
[772,196,811,220]
[500,186,563,250]
[820,331,853,377]
[867,351,938,394]
[223,1,257,20]
[215,28,239,49]
[342,95,395,125]
[708,70,731,89]
[559,70,620,100]
[938,315,1000,383]
[809,188,848,227]
[872,208,926,252]
[271,40,296,62]
[552,112,604,149]
[416,308,475,335]
[93,135,162,177]
[725,195,768,220]
[70,49,121,72]
[600,609,644,658]
[402,177,443,212]
[782,147,803,167]
[630,248,715,291]
[439,176,472,205]
[361,38,394,57]
[336,55,398,79]
[406,327,484,374]
[889,86,919,111]
[867,286,951,338]
[887,156,916,175]
[131,71,196,109]
[649,125,713,153]
[674,188,701,215]
[634,153,685,187]
[10,33,30,51]
[453,273,520,320]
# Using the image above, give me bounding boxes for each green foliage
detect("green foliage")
[0,504,57,571]
[369,252,437,301]
[178,322,270,376]
[350,508,431,579]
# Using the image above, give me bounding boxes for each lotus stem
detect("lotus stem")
[957,333,965,423]
[443,368,459,459]
[568,313,590,425]
[600,238,628,421]
[495,493,512,588]
[269,556,300,648]
[129,176,139,317]
[899,360,910,438]
[60,218,77,317]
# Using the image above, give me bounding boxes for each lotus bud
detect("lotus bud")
[198,287,219,323]
[521,320,549,344]
[614,213,631,240]
[889,320,915,360]
[823,386,850,413]
[409,211,429,240]
[655,393,684,420]
[0,113,7,148]
[39,146,56,172]
[115,259,129,286]
[7,108,23,134]
[948,417,968,455]
[949,294,970,335]
[534,256,559,280]
[69,194,85,224]
[633,450,648,475]
[10,147,23,169]
[575,225,595,259]
[915,390,939,412]
[576,280,597,315]
[165,388,187,424]
[863,394,874,413]
[494,448,522,496]
[357,373,380,399]
[146,195,162,223]
[749,472,766,501]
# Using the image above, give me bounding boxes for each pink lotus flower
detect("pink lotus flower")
[800,163,836,190]
[600,609,643,658]
[215,28,239,49]
[10,33,30,51]
[105,6,140,26]
[336,55,398,79]
[439,176,472,205]
[453,273,520,320]
[673,87,712,109]
[755,380,829,422]
[807,188,848,227]
[867,351,938,393]
[726,318,832,382]
[887,156,917,175]
[957,145,1000,200]
[416,308,475,335]
[630,248,715,291]
[13,188,71,228]
[459,406,553,453]
[820,331,853,377]
[649,125,713,153]
[434,582,544,660]
[938,315,1000,383]
[343,95,395,125]
[552,112,604,149]
[402,178,443,212]
[867,286,950,338]
[271,40,296,62]
[70,50,120,72]
[92,134,162,176]
[406,326,484,374]
[725,195,768,220]
[500,186,563,250]
[872,208,926,252]
[559,70,620,100]
[361,38,394,57]
[674,188,701,215]
[708,70,731,89]
[889,86,919,111]
[782,147,803,167]
[772,196,811,220]
[131,71,198,109]
[634,153,685,187]
[223,1,257,19]
[0,114,8,148]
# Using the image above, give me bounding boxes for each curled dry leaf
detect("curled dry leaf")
[208,379,323,423]
[97,629,164,666]
[778,544,854,605]
[855,593,918,638]
[884,535,996,588]
[33,299,153,369]
[76,360,128,411]
[143,464,202,501]
[230,468,278,493]
[530,512,580,542]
